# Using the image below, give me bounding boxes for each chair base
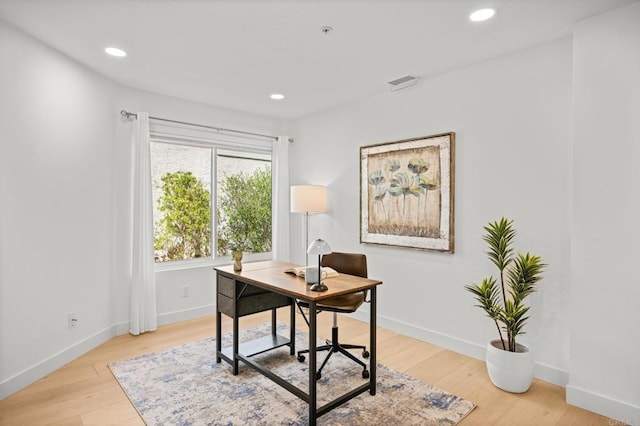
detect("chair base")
[297,325,370,380]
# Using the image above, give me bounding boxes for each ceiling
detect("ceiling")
[0,0,637,120]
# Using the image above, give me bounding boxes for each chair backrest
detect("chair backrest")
[321,252,367,278]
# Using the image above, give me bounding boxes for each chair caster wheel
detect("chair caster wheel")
[316,372,322,380]
[297,354,305,362]
[362,369,370,379]
[362,350,370,359]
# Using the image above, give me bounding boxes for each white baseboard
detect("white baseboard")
[0,304,216,400]
[367,312,640,419]
[157,304,215,327]
[0,325,117,400]
[114,320,130,336]
[567,385,640,425]
[112,304,216,335]
[6,303,594,413]
[534,361,569,387]
[350,310,569,387]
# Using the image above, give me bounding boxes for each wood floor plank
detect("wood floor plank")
[14,365,99,396]
[460,380,522,425]
[405,347,470,384]
[80,400,143,425]
[379,334,443,373]
[433,357,488,399]
[48,416,84,426]
[0,311,612,425]
[0,373,115,415]
[494,380,568,426]
[557,404,613,425]
[3,384,126,425]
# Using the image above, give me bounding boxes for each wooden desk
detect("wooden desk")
[214,260,382,425]
[215,260,296,374]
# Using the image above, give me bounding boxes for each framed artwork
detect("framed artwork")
[360,132,455,252]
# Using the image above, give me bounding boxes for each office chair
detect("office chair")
[297,252,370,380]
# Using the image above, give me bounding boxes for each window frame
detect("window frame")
[150,132,274,272]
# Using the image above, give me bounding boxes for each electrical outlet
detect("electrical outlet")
[183,285,190,297]
[68,312,78,328]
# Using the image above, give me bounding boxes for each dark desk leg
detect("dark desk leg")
[216,309,222,363]
[289,299,296,355]
[370,286,377,395]
[271,308,277,336]
[309,301,317,426]
[233,314,239,375]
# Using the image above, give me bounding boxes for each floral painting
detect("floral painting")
[360,133,455,252]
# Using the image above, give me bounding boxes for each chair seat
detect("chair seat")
[296,251,370,379]
[299,292,365,313]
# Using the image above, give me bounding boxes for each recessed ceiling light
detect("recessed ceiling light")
[105,47,127,57]
[470,8,496,22]
[270,93,285,100]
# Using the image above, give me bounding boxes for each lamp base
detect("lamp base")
[309,282,328,292]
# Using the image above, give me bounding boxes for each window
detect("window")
[216,150,272,256]
[150,135,272,266]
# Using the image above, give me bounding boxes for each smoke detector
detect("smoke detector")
[320,26,333,35]
[387,75,418,91]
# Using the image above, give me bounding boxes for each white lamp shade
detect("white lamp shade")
[307,238,332,255]
[290,185,327,213]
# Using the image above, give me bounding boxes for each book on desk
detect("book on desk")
[283,265,339,278]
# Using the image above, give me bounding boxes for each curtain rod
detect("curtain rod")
[120,110,278,141]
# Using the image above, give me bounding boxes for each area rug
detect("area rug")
[109,323,475,425]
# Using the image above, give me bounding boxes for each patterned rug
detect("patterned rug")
[109,323,475,425]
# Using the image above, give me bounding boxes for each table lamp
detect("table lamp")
[307,239,332,292]
[290,185,327,265]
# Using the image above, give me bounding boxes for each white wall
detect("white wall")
[289,38,573,386]
[0,20,284,398]
[2,3,638,420]
[110,87,285,332]
[289,6,640,419]
[568,3,640,422]
[0,21,117,396]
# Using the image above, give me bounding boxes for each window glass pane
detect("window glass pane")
[216,149,272,256]
[151,142,212,262]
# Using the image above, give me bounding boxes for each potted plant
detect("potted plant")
[219,210,250,272]
[464,217,546,393]
[230,246,245,271]
[228,233,249,272]
[217,192,251,272]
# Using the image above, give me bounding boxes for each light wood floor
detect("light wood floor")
[0,310,613,425]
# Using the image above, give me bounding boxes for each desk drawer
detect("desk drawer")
[218,274,270,298]
[217,293,235,317]
[236,293,291,317]
[217,292,292,318]
[217,275,235,298]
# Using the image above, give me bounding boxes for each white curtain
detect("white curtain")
[129,112,157,335]
[272,136,290,261]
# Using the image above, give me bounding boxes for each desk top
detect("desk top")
[215,260,382,302]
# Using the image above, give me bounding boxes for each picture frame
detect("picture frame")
[360,132,455,252]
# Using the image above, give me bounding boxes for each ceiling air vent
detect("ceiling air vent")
[387,75,418,92]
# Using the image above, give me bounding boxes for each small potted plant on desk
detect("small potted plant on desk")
[464,217,546,393]
[230,241,248,272]
[227,226,250,272]
[218,215,250,272]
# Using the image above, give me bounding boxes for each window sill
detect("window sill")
[154,252,272,273]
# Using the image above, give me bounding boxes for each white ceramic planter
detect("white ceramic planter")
[485,339,534,393]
